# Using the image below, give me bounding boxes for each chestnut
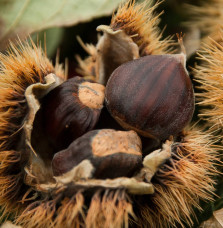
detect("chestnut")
[105,55,194,141]
[52,129,142,179]
[41,76,105,151]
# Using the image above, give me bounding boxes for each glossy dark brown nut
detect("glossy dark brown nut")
[52,129,142,179]
[41,76,105,151]
[105,55,195,141]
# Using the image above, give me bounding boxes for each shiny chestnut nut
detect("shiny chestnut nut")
[105,55,194,141]
[41,76,105,151]
[52,129,142,179]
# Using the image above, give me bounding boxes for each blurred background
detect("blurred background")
[0,0,206,78]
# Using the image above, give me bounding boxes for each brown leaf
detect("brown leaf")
[200,208,223,228]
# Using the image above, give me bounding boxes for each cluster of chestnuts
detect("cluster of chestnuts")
[38,53,194,180]
[1,1,222,227]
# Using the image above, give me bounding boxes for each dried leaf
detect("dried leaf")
[0,221,22,228]
[0,0,122,50]
[200,208,223,228]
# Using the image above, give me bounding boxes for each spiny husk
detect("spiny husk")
[77,0,174,80]
[0,39,64,149]
[76,40,97,79]
[194,30,223,130]
[185,0,223,44]
[0,40,64,218]
[16,126,220,228]
[0,38,220,228]
[16,189,134,228]
[110,0,173,56]
[136,126,220,228]
[0,150,27,218]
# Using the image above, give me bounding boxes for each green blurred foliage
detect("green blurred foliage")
[0,0,122,51]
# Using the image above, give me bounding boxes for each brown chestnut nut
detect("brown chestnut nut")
[41,76,105,151]
[52,129,142,179]
[105,55,194,141]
